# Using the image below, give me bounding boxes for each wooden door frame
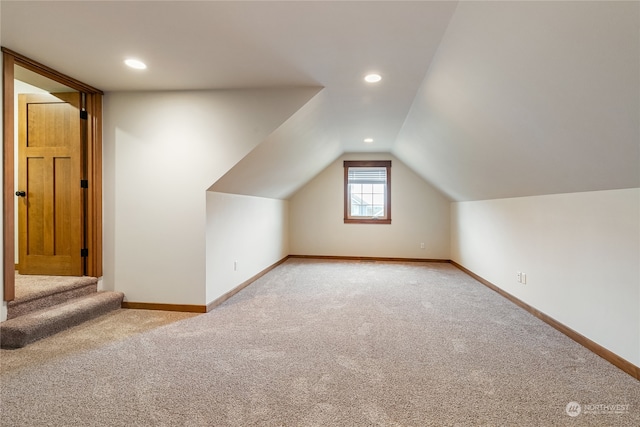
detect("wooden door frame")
[2,48,103,302]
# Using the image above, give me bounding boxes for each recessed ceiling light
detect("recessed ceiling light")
[364,73,382,83]
[364,138,374,143]
[124,59,147,70]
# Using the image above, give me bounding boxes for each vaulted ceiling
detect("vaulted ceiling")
[2,1,638,201]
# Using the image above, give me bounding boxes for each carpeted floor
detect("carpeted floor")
[0,309,198,373]
[1,259,638,426]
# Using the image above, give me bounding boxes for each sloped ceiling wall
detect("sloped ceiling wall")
[213,1,638,202]
[393,1,639,201]
[209,89,342,199]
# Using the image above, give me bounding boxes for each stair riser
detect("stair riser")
[0,292,124,349]
[7,284,98,320]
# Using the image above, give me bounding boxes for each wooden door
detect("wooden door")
[17,92,84,276]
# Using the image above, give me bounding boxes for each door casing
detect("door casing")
[2,48,103,301]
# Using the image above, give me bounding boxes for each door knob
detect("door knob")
[15,191,26,197]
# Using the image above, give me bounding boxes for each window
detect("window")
[344,160,391,224]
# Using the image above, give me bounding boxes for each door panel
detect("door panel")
[17,92,83,276]
[26,156,45,255]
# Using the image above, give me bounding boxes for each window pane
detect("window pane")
[345,162,390,221]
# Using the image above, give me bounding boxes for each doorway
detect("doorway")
[2,48,103,303]
[15,73,83,276]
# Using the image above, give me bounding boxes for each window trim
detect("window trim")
[343,160,391,224]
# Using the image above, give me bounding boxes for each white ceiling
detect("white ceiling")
[2,1,638,201]
[395,1,640,201]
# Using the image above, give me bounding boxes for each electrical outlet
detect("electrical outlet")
[516,272,522,283]
[420,242,425,249]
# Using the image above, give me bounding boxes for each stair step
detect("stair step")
[8,276,99,320]
[0,291,124,349]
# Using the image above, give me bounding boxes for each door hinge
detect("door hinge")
[81,248,89,257]
[80,110,88,120]
[81,179,88,188]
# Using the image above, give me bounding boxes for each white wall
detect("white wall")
[451,188,640,366]
[206,192,288,305]
[102,88,317,305]
[290,153,451,259]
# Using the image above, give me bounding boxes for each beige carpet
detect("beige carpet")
[2,273,123,347]
[12,273,98,302]
[1,259,638,426]
[0,309,198,374]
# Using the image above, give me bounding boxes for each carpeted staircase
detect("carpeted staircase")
[0,275,123,349]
